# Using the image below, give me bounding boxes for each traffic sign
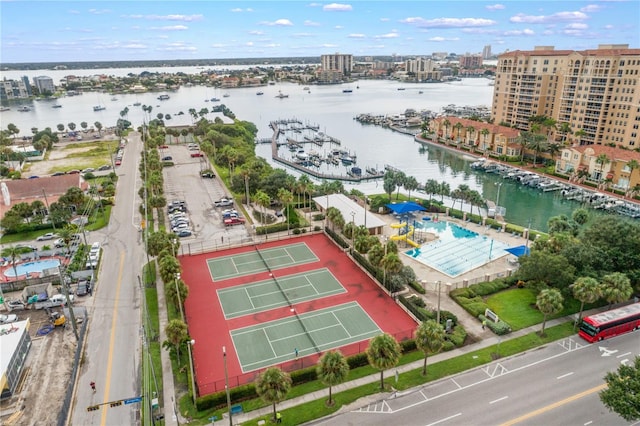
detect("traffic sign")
[124,396,143,405]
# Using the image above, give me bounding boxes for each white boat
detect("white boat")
[256,91,264,95]
[111,97,118,101]
[18,106,31,112]
[0,106,10,111]
[93,105,105,111]
[157,94,170,100]
[223,93,230,98]
[275,91,289,99]
[52,104,62,108]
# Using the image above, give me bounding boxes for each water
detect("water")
[0,67,583,231]
[404,220,510,277]
[4,258,61,277]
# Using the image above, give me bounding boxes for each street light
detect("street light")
[187,339,196,405]
[350,211,356,254]
[223,346,232,426]
[495,182,503,211]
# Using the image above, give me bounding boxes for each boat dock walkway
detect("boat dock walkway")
[268,120,387,183]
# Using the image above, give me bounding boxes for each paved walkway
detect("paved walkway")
[230,311,591,425]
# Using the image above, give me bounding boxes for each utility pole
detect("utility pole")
[59,266,79,340]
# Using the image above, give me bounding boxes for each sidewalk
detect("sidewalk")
[231,311,590,425]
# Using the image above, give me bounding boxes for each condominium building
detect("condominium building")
[482,45,492,60]
[459,54,483,69]
[0,76,32,101]
[320,53,353,76]
[492,44,640,148]
[32,75,55,95]
[404,57,442,81]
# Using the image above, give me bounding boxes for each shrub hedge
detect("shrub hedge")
[479,314,512,335]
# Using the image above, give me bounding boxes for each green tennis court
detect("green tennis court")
[206,243,318,281]
[217,268,345,319]
[231,301,382,372]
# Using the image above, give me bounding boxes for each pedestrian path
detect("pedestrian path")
[230,311,593,425]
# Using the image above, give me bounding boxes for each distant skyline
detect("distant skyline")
[1,1,638,64]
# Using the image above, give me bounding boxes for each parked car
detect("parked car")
[53,238,66,248]
[6,299,26,311]
[115,159,122,166]
[224,217,246,226]
[159,145,169,149]
[0,314,18,324]
[76,280,91,296]
[37,232,56,241]
[68,169,80,174]
[190,152,203,158]
[49,294,74,306]
[214,198,233,207]
[176,229,192,237]
[81,168,95,173]
[52,172,66,176]
[97,164,112,171]
[162,156,173,161]
[200,170,215,178]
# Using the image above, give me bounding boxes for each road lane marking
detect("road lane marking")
[426,412,462,425]
[490,396,509,405]
[616,351,631,358]
[100,253,126,426]
[499,384,607,426]
[556,372,574,379]
[584,421,593,425]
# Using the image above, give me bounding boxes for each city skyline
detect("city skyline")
[1,1,638,64]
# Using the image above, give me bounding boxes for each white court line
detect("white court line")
[244,288,255,309]
[616,352,631,359]
[450,378,462,389]
[263,329,277,357]
[331,311,351,336]
[489,396,508,405]
[557,372,574,380]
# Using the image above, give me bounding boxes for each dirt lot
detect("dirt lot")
[0,297,82,425]
[25,132,119,177]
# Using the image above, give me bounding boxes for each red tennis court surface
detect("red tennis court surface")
[180,233,418,396]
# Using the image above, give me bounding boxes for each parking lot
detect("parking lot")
[160,143,251,248]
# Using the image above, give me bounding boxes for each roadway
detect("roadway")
[311,332,639,426]
[70,132,146,425]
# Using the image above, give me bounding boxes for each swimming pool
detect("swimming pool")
[404,221,510,277]
[3,258,61,278]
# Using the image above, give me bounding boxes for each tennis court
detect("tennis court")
[231,301,382,372]
[206,242,318,280]
[218,268,346,319]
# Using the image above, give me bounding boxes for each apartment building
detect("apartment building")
[459,54,483,69]
[0,76,32,101]
[320,53,353,76]
[32,75,55,94]
[492,44,640,149]
[404,57,442,81]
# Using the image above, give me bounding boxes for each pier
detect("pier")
[267,119,387,183]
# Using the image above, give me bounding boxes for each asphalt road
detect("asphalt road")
[312,332,639,426]
[71,132,146,425]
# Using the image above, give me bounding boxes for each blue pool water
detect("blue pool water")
[404,221,510,277]
[3,258,61,277]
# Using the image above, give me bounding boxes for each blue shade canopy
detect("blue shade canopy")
[386,201,427,214]
[505,245,530,257]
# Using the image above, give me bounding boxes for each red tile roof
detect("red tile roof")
[574,145,640,163]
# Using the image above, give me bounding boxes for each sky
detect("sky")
[1,0,638,63]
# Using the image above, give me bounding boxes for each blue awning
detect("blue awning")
[505,245,530,257]
[386,201,427,214]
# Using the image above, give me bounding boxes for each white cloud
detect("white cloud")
[248,30,264,35]
[88,9,111,15]
[211,43,228,48]
[374,32,399,39]
[246,42,254,46]
[293,32,315,37]
[124,14,203,22]
[157,43,197,52]
[566,23,588,30]
[428,36,460,42]
[401,17,496,28]
[380,18,390,22]
[335,25,344,29]
[261,19,294,26]
[348,33,366,38]
[486,4,505,11]
[323,3,353,12]
[461,28,499,34]
[580,4,602,12]
[263,43,280,48]
[149,25,189,31]
[321,43,339,48]
[603,24,614,29]
[304,20,321,26]
[503,28,535,36]
[123,43,147,49]
[68,9,80,14]
[510,11,588,24]
[231,8,253,12]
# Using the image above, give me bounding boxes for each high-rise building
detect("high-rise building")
[33,75,55,95]
[404,57,442,81]
[459,54,483,69]
[492,44,640,148]
[482,45,492,60]
[320,53,353,76]
[0,76,32,101]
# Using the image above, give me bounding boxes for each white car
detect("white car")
[0,314,19,324]
[54,238,66,248]
[49,294,74,306]
[37,233,56,241]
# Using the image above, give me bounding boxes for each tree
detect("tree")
[277,188,294,234]
[383,177,396,201]
[573,128,587,146]
[68,122,76,132]
[404,176,419,201]
[414,320,445,376]
[571,277,600,327]
[557,122,572,145]
[255,367,292,422]
[254,190,271,224]
[600,272,633,309]
[442,118,451,140]
[164,319,188,362]
[380,252,403,291]
[366,333,401,390]
[3,246,22,281]
[599,356,640,421]
[536,288,563,335]
[480,128,491,152]
[94,121,103,135]
[453,122,464,144]
[424,179,440,204]
[516,250,575,292]
[316,350,349,406]
[57,123,64,133]
[438,181,451,203]
[595,153,610,182]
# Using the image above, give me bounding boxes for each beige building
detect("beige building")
[404,57,442,81]
[320,53,353,76]
[429,117,521,157]
[492,44,640,149]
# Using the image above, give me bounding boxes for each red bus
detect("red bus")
[578,302,640,342]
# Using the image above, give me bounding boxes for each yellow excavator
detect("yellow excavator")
[45,308,66,327]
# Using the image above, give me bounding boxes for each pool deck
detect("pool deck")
[379,211,526,340]
[1,256,67,281]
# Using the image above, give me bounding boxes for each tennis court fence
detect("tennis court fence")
[196,327,415,396]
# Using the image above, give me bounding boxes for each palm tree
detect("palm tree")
[254,190,271,224]
[595,153,610,182]
[442,119,451,141]
[404,176,419,201]
[255,367,292,422]
[316,350,349,406]
[600,272,633,309]
[164,319,188,363]
[453,122,464,144]
[4,246,22,281]
[380,252,403,290]
[438,181,451,203]
[480,128,491,152]
[557,122,572,145]
[625,159,639,195]
[571,277,600,328]
[466,125,477,147]
[394,171,406,199]
[424,179,440,205]
[573,129,587,146]
[414,320,445,376]
[277,188,294,234]
[366,333,401,390]
[536,288,564,335]
[94,121,103,135]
